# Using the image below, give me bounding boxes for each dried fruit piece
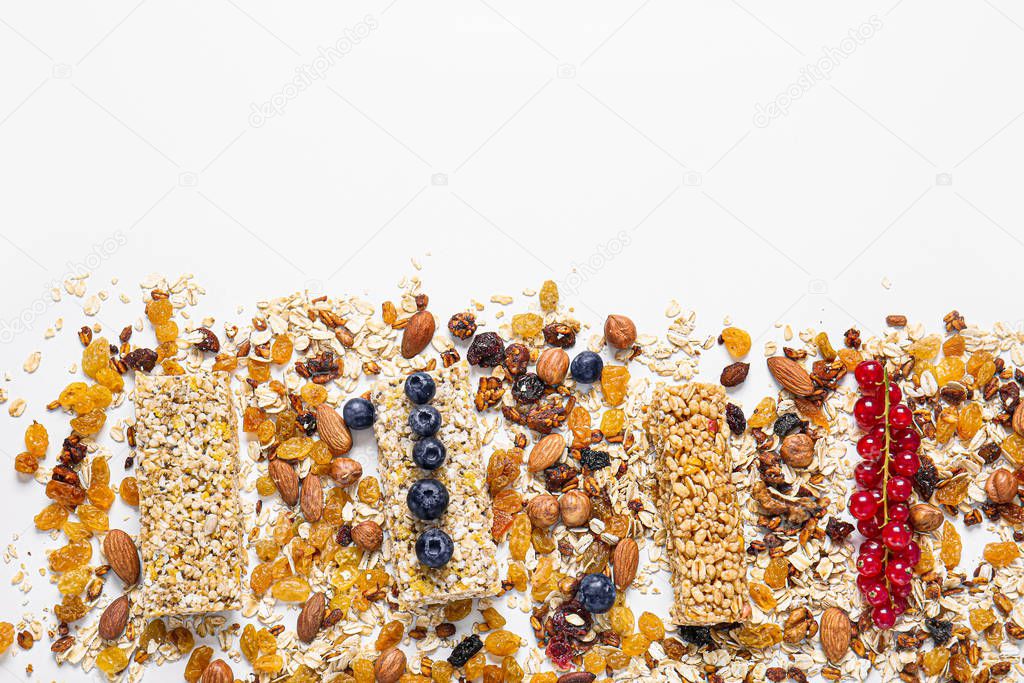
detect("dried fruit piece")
[748,397,777,429]
[25,421,49,456]
[748,582,777,612]
[511,313,543,339]
[96,646,129,677]
[940,521,962,571]
[539,280,558,312]
[921,647,950,676]
[957,402,982,441]
[721,327,751,359]
[984,542,1020,568]
[600,365,630,406]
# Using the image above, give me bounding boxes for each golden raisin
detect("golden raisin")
[25,421,49,457]
[747,397,777,428]
[600,409,625,437]
[940,521,962,571]
[957,402,982,441]
[600,365,630,406]
[984,542,1020,568]
[184,645,213,682]
[376,620,404,650]
[119,477,139,506]
[271,334,294,365]
[34,504,69,530]
[621,633,651,656]
[638,612,666,640]
[511,313,543,339]
[96,646,129,677]
[721,327,751,359]
[920,647,950,676]
[567,406,592,446]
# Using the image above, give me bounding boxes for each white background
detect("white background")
[1,1,1023,680]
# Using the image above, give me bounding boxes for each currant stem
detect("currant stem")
[881,369,892,595]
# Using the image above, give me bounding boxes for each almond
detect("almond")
[103,529,140,586]
[269,459,299,506]
[766,356,815,397]
[612,538,639,589]
[98,594,129,640]
[199,659,233,683]
[536,348,569,385]
[401,310,435,359]
[527,433,566,473]
[296,592,326,643]
[300,474,324,522]
[1013,402,1024,436]
[375,647,406,683]
[604,315,637,349]
[351,520,383,552]
[315,404,352,455]
[819,606,851,663]
[330,457,362,486]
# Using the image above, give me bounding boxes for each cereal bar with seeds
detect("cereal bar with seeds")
[371,363,500,611]
[647,382,747,625]
[133,372,246,617]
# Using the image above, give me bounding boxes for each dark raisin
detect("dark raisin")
[296,412,317,436]
[467,332,505,367]
[335,525,352,547]
[913,455,938,501]
[825,517,854,543]
[925,618,952,646]
[58,436,88,467]
[677,625,715,649]
[979,443,1001,465]
[544,463,578,491]
[548,600,591,638]
[542,323,576,348]
[725,403,746,434]
[193,327,220,353]
[123,348,157,372]
[772,413,804,438]
[448,312,477,340]
[579,448,610,471]
[511,373,545,403]
[447,634,483,667]
[502,343,530,377]
[306,351,340,384]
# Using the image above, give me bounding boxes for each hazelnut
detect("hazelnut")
[536,348,569,385]
[780,433,814,468]
[329,457,362,486]
[351,520,383,551]
[604,314,637,349]
[526,494,560,528]
[986,468,1018,504]
[908,503,944,532]
[559,490,591,527]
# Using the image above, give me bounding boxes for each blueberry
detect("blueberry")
[570,351,604,384]
[412,437,447,470]
[576,573,615,614]
[407,478,449,520]
[404,372,436,405]
[409,405,441,437]
[342,398,375,430]
[415,527,454,568]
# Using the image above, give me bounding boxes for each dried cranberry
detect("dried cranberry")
[511,373,545,403]
[725,403,746,434]
[123,348,157,372]
[467,332,505,367]
[549,600,591,639]
[335,525,352,546]
[542,323,576,348]
[503,343,530,377]
[545,636,574,669]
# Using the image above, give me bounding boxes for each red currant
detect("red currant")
[854,397,884,429]
[888,502,909,522]
[886,476,913,503]
[886,559,913,586]
[881,521,911,551]
[892,597,908,616]
[864,581,890,607]
[857,433,883,460]
[859,539,884,557]
[872,605,896,629]
[890,582,912,600]
[889,404,913,429]
[857,517,881,538]
[891,450,920,477]
[855,360,884,387]
[857,553,883,577]
[893,429,920,453]
[898,540,921,567]
[849,491,879,520]
[854,461,882,489]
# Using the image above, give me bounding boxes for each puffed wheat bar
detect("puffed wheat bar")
[134,372,246,617]
[371,363,500,611]
[648,383,747,625]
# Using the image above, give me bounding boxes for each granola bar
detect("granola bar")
[133,372,246,617]
[371,363,500,611]
[648,382,747,625]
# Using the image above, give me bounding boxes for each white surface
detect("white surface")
[1,1,1023,680]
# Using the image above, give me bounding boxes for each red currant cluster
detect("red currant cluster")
[849,359,922,630]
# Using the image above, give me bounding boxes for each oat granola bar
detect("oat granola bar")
[648,383,747,625]
[134,372,246,617]
[371,363,500,610]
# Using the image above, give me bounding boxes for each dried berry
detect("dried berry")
[825,517,854,543]
[677,626,715,649]
[502,344,530,377]
[772,413,805,438]
[448,312,477,340]
[914,456,939,501]
[544,636,574,669]
[447,634,483,667]
[544,463,578,491]
[123,348,157,372]
[725,403,746,434]
[542,323,576,348]
[296,412,317,436]
[549,601,592,639]
[511,374,545,404]
[926,618,952,646]
[467,332,505,367]
[192,327,220,352]
[580,448,610,471]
